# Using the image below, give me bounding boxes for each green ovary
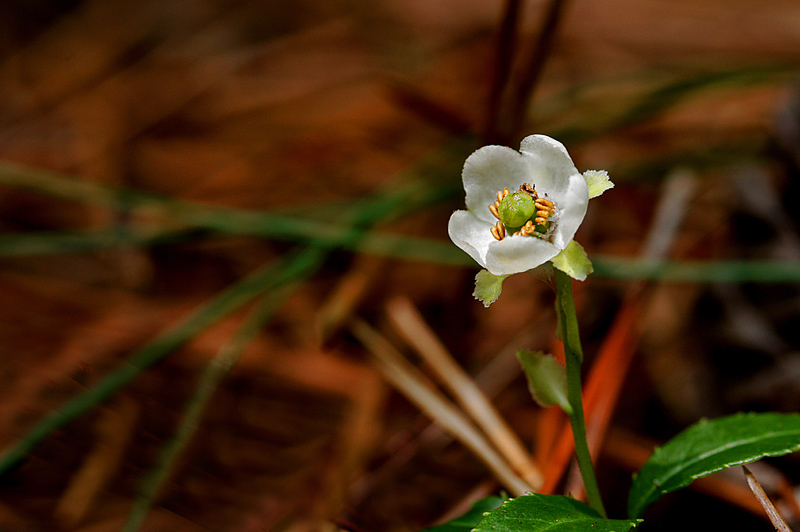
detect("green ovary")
[498,192,536,228]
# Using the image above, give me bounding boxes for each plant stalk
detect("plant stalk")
[554,268,607,518]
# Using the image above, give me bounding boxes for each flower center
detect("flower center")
[488,184,555,241]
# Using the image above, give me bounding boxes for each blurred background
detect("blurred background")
[1,0,800,530]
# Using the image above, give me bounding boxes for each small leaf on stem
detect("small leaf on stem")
[517,350,572,415]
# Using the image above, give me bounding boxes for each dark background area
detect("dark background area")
[1,0,800,531]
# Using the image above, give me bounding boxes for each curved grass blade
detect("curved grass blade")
[628,412,800,519]
[542,64,796,144]
[0,227,201,256]
[474,493,639,532]
[0,145,463,475]
[0,247,324,476]
[593,257,800,283]
[122,286,293,532]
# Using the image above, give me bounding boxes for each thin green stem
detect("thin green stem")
[554,268,606,518]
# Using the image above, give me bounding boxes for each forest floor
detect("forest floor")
[1,0,800,531]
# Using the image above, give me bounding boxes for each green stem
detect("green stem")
[554,268,606,518]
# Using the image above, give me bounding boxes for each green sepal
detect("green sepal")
[473,269,508,307]
[551,240,593,281]
[583,170,614,199]
[517,350,572,415]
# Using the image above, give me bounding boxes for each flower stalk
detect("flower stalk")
[554,268,607,518]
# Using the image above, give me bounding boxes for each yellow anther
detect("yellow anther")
[520,183,538,198]
[490,221,506,241]
[533,198,555,226]
[515,220,537,237]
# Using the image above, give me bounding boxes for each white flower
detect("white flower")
[448,135,590,276]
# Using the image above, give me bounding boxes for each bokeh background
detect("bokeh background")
[1,0,800,530]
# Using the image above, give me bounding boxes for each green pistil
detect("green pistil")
[498,192,536,228]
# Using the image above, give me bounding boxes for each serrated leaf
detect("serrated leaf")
[474,493,640,532]
[517,351,572,415]
[583,170,614,199]
[473,269,508,307]
[551,240,593,281]
[628,412,800,518]
[420,495,505,532]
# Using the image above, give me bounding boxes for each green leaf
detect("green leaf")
[628,412,800,519]
[551,240,593,281]
[583,170,614,199]
[474,493,640,532]
[420,495,505,532]
[473,269,508,307]
[517,351,572,415]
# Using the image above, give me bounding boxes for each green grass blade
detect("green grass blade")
[0,159,461,252]
[539,63,797,144]
[0,144,465,475]
[0,228,200,256]
[122,286,295,532]
[592,257,800,282]
[0,247,325,476]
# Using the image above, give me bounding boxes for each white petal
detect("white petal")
[550,170,589,249]
[448,210,495,269]
[519,135,588,249]
[485,234,561,276]
[463,145,530,223]
[518,135,582,201]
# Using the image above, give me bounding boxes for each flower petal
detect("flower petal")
[484,234,561,276]
[550,169,589,249]
[463,145,530,223]
[447,209,494,269]
[519,135,578,194]
[519,135,588,249]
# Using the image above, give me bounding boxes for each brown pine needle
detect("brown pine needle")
[744,466,793,532]
[54,395,139,527]
[350,318,532,496]
[386,296,542,490]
